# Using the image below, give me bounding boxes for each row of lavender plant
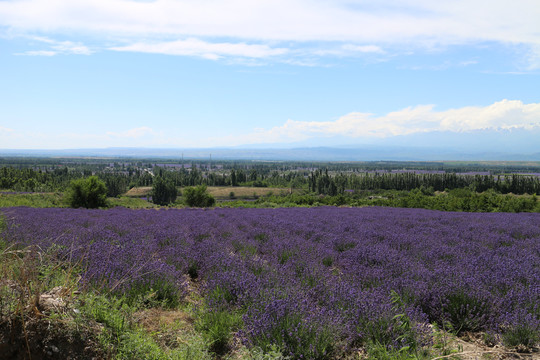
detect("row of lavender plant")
[1,206,539,357]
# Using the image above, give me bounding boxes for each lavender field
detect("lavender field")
[2,206,540,358]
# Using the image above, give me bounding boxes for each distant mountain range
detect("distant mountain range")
[1,146,539,161]
[2,128,539,161]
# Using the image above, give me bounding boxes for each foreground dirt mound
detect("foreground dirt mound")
[0,316,105,360]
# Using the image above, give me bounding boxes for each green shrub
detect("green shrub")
[334,240,356,252]
[355,291,428,358]
[151,176,178,206]
[0,214,5,232]
[187,262,199,279]
[252,312,337,360]
[442,290,489,334]
[195,306,242,354]
[183,185,215,207]
[124,279,182,309]
[81,294,132,337]
[322,256,333,267]
[365,342,421,360]
[242,345,288,360]
[278,250,294,264]
[254,233,268,243]
[114,330,165,360]
[66,176,108,208]
[502,323,539,348]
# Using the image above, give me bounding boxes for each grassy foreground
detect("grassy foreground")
[0,237,286,359]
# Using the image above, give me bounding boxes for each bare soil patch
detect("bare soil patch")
[125,186,295,199]
[208,186,292,198]
[125,186,152,197]
[134,308,193,332]
[430,331,540,360]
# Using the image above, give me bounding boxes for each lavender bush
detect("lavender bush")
[1,206,539,357]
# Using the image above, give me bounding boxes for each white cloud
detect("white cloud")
[52,40,93,55]
[0,126,14,133]
[526,45,540,70]
[106,126,156,138]
[0,0,537,44]
[0,0,539,64]
[15,36,93,56]
[312,44,385,57]
[19,50,57,56]
[342,44,385,54]
[111,38,288,59]
[227,100,540,145]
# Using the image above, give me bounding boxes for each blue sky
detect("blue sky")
[0,0,539,151]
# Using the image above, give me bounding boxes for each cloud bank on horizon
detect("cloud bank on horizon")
[0,0,539,68]
[217,99,540,145]
[2,100,540,149]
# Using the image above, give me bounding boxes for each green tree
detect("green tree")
[230,169,238,186]
[152,176,178,206]
[101,175,129,197]
[66,176,108,208]
[183,185,215,207]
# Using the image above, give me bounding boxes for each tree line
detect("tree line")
[2,164,540,197]
[308,170,540,195]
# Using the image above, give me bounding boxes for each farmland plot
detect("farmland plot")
[1,207,539,358]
